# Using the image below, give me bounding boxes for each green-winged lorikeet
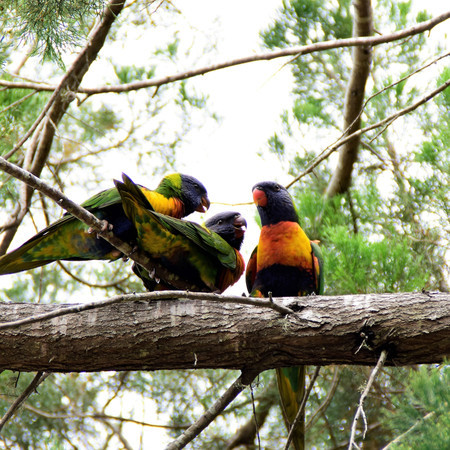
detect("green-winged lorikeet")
[245,181,323,450]
[0,173,210,275]
[132,209,247,292]
[114,174,246,293]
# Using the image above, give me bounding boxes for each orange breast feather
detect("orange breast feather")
[257,222,312,271]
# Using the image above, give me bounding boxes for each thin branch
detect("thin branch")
[382,411,436,449]
[286,78,450,189]
[347,350,388,450]
[0,290,294,331]
[306,367,341,431]
[166,369,261,450]
[0,397,190,430]
[100,418,133,450]
[0,372,50,432]
[0,12,448,96]
[56,261,131,290]
[226,378,278,449]
[284,366,321,450]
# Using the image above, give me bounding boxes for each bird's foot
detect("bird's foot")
[88,220,113,236]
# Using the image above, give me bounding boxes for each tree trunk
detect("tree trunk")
[326,0,373,197]
[0,291,448,372]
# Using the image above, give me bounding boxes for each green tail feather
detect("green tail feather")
[276,366,306,450]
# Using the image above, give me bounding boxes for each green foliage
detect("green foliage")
[0,0,105,66]
[0,372,102,448]
[323,226,428,294]
[382,364,450,449]
[0,78,50,156]
[113,64,156,84]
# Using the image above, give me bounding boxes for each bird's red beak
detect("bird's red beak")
[196,195,211,213]
[252,188,267,207]
[233,215,247,238]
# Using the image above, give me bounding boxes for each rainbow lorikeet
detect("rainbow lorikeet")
[114,174,246,293]
[0,173,210,275]
[245,181,323,450]
[132,210,247,292]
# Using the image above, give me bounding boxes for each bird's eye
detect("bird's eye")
[217,220,223,225]
[275,185,281,191]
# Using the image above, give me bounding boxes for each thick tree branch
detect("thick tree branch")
[0,12,448,95]
[326,0,373,197]
[0,292,448,372]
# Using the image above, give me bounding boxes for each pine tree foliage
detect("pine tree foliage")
[0,0,105,66]
[382,364,450,449]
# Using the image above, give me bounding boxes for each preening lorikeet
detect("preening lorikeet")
[114,174,246,293]
[245,181,323,450]
[0,173,210,275]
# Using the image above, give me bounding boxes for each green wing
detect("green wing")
[311,241,324,295]
[116,174,236,270]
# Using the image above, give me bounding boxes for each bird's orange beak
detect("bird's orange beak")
[197,195,211,213]
[252,188,267,207]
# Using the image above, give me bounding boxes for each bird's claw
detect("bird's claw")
[88,220,113,237]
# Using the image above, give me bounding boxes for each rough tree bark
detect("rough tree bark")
[326,0,373,197]
[0,291,448,372]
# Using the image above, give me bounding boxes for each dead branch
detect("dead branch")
[347,350,388,449]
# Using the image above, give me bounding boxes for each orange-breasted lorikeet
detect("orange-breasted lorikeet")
[246,181,323,450]
[0,173,210,275]
[114,174,246,293]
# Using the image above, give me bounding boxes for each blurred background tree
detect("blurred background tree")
[0,0,448,448]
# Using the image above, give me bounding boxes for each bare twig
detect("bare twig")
[306,367,341,431]
[347,350,388,449]
[57,261,131,290]
[286,78,450,189]
[0,290,294,331]
[284,366,321,450]
[166,369,261,450]
[0,372,50,432]
[0,397,190,429]
[0,12,448,96]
